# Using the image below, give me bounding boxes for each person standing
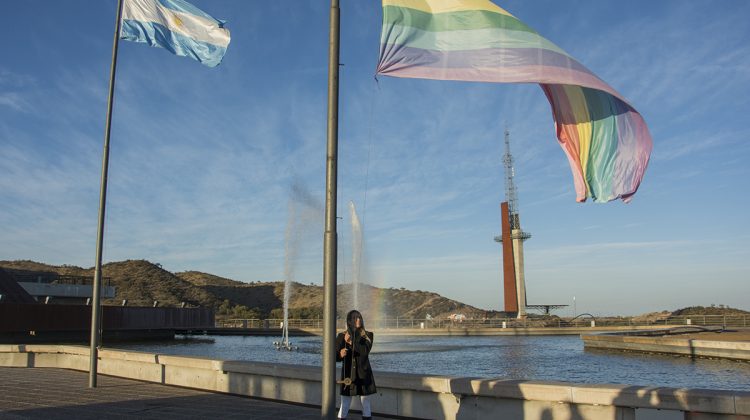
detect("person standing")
[336,310,376,419]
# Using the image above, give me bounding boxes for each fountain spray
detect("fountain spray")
[348,201,363,310]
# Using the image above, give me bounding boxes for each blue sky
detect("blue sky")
[1,1,748,316]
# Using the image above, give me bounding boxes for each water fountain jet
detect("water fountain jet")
[348,201,363,310]
[275,182,322,351]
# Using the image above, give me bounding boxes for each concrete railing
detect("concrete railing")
[1,345,748,419]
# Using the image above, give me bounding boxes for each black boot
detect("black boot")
[362,417,372,420]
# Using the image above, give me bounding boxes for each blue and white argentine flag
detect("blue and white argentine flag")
[120,0,230,67]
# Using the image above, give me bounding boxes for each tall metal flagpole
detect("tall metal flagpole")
[322,0,340,417]
[89,0,124,388]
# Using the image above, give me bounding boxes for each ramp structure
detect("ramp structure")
[0,268,35,304]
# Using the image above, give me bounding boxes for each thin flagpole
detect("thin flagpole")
[89,0,125,388]
[322,0,340,417]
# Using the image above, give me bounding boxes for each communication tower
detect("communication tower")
[494,129,530,318]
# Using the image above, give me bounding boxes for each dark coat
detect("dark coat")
[336,329,376,396]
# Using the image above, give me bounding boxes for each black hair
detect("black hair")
[346,310,365,335]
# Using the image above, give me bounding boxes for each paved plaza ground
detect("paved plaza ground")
[0,367,327,419]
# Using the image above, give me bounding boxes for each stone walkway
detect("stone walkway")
[0,367,324,419]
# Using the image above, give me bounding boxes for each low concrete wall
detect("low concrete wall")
[1,345,748,419]
[0,304,215,344]
[582,333,750,361]
[0,304,215,332]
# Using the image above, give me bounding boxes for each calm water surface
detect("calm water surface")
[114,335,750,391]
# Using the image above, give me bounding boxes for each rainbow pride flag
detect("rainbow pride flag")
[376,0,653,203]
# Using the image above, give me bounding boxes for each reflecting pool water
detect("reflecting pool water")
[114,335,750,391]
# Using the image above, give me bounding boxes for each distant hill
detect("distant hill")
[671,305,750,316]
[5,260,748,320]
[0,259,217,308]
[177,271,245,287]
[631,306,750,323]
[0,260,484,320]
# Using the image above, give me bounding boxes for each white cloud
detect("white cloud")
[1,1,749,316]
